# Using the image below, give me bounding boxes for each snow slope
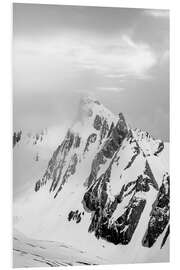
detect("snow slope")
[13,229,106,268]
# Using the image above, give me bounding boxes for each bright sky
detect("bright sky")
[13,4,169,141]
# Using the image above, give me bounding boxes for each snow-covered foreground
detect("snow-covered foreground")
[13,230,107,268]
[13,228,169,268]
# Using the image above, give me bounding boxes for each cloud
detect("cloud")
[161,50,169,62]
[13,5,169,144]
[76,35,157,78]
[106,73,127,79]
[144,10,169,18]
[97,87,124,92]
[14,33,157,95]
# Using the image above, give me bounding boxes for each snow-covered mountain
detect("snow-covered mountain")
[13,97,169,266]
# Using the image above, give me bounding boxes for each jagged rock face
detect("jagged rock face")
[82,119,169,246]
[102,113,128,159]
[142,173,170,248]
[20,97,169,254]
[34,97,117,195]
[54,153,78,198]
[85,114,128,188]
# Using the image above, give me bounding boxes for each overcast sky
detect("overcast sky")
[13,3,169,141]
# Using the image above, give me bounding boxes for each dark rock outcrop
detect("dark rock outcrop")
[84,134,97,154]
[142,173,170,248]
[35,180,41,192]
[68,210,84,224]
[93,115,102,130]
[74,135,81,148]
[154,141,164,156]
[13,130,22,147]
[161,225,169,248]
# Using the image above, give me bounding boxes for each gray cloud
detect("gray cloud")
[144,9,169,18]
[13,4,169,141]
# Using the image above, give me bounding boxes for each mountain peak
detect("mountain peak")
[80,96,101,107]
[74,96,116,127]
[14,94,169,264]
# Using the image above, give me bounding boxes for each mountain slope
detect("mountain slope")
[13,97,169,265]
